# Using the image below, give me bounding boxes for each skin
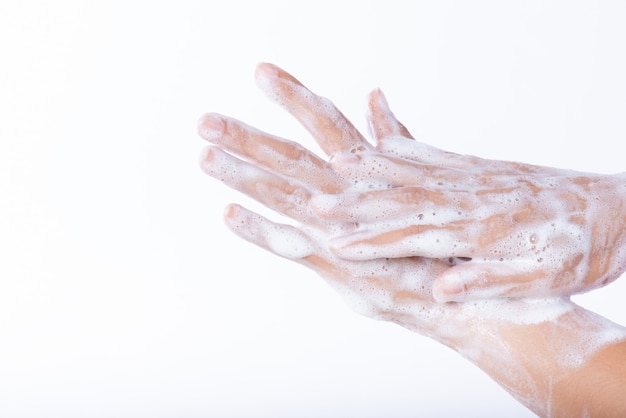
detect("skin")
[198,63,626,416]
[309,91,626,302]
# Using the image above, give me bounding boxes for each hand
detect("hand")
[198,63,457,331]
[198,63,626,417]
[207,204,626,418]
[198,63,512,342]
[195,62,570,393]
[309,104,626,302]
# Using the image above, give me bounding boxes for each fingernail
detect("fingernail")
[223,204,238,220]
[200,145,215,162]
[199,146,217,174]
[198,113,224,141]
[255,62,279,80]
[370,88,388,106]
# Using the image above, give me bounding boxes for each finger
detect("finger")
[367,88,414,142]
[364,85,485,173]
[364,88,473,171]
[328,149,471,189]
[222,203,365,286]
[333,149,539,191]
[223,205,440,308]
[200,146,314,223]
[376,135,483,171]
[223,203,317,260]
[328,203,530,260]
[255,62,373,155]
[329,222,476,260]
[377,134,547,177]
[432,260,553,302]
[310,186,470,223]
[198,113,347,193]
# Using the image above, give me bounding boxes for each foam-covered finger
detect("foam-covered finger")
[329,223,476,260]
[376,135,477,170]
[377,134,537,176]
[200,146,313,222]
[224,205,443,319]
[198,113,346,193]
[310,186,466,222]
[432,260,553,302]
[223,203,318,261]
[255,62,373,155]
[223,204,368,286]
[329,151,410,188]
[367,89,414,142]
[329,149,472,189]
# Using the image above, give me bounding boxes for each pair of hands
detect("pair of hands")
[198,63,626,337]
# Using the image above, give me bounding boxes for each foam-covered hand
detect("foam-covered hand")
[196,63,582,375]
[198,63,457,331]
[198,63,626,417]
[310,103,626,303]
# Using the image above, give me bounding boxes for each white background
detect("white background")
[2,1,626,417]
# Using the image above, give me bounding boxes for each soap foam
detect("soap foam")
[209,66,626,417]
[318,141,626,300]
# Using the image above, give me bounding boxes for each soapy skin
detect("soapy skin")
[198,63,626,416]
[315,125,626,302]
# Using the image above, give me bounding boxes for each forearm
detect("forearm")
[448,300,626,417]
[551,339,626,417]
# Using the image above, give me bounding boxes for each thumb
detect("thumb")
[433,260,546,302]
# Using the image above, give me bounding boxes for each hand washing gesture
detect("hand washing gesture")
[198,63,458,326]
[316,123,626,301]
[198,63,626,416]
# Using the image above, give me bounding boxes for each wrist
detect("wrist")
[450,298,626,416]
